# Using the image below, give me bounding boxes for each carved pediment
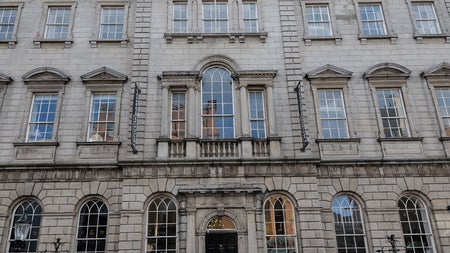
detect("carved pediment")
[364,62,410,80]
[22,67,70,84]
[422,62,450,78]
[0,72,13,86]
[81,67,128,84]
[306,65,352,80]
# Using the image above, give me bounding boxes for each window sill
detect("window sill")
[316,138,361,143]
[304,35,342,46]
[76,141,121,160]
[0,40,17,48]
[76,141,121,146]
[377,137,423,142]
[33,39,73,48]
[358,34,398,44]
[414,33,450,43]
[164,32,268,44]
[13,142,59,161]
[14,141,59,147]
[89,38,129,48]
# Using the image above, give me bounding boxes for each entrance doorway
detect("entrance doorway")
[205,215,238,253]
[205,232,238,253]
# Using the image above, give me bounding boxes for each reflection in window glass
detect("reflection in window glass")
[376,88,410,138]
[332,195,367,253]
[398,195,434,253]
[249,91,266,138]
[0,8,17,40]
[203,3,228,33]
[173,3,187,33]
[147,197,177,253]
[76,200,108,253]
[243,2,258,32]
[201,67,234,139]
[8,200,42,253]
[359,4,386,36]
[171,92,186,139]
[100,7,125,39]
[435,88,450,136]
[264,195,297,253]
[412,3,440,34]
[306,5,332,37]
[27,94,58,142]
[88,94,116,142]
[44,7,71,39]
[318,89,349,139]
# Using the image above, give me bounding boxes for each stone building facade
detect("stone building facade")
[0,0,450,253]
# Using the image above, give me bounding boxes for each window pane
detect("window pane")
[412,3,440,34]
[147,197,177,253]
[173,3,187,33]
[100,7,125,39]
[434,88,450,136]
[76,200,108,253]
[359,4,386,35]
[264,195,298,253]
[249,91,266,138]
[202,67,234,139]
[306,5,332,37]
[243,2,258,32]
[0,8,17,40]
[376,89,410,137]
[27,94,58,142]
[203,3,228,33]
[332,195,367,253]
[8,200,42,253]
[45,7,71,39]
[398,195,434,252]
[318,89,349,138]
[88,94,116,142]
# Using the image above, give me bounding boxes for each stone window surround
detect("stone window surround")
[422,62,450,139]
[300,0,342,46]
[33,1,77,48]
[405,0,450,43]
[78,67,127,144]
[0,2,24,49]
[353,0,398,44]
[164,0,268,43]
[364,62,421,141]
[306,64,358,141]
[89,0,130,48]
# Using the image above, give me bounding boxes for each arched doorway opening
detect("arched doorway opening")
[205,215,238,253]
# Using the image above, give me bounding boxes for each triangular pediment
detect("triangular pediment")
[81,67,128,84]
[0,72,13,85]
[364,62,410,79]
[422,62,450,78]
[306,65,352,80]
[22,67,70,84]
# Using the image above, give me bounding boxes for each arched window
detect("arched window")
[264,195,298,253]
[201,67,234,139]
[146,197,177,253]
[8,200,42,253]
[76,199,108,253]
[398,195,435,252]
[332,195,367,253]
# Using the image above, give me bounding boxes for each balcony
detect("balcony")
[158,137,280,159]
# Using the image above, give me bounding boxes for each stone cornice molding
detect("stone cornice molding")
[81,66,128,84]
[22,67,70,85]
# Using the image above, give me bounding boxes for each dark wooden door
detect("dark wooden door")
[205,232,238,253]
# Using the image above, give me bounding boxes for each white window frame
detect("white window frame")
[433,88,450,136]
[242,1,258,33]
[8,200,43,253]
[305,4,332,37]
[376,88,411,138]
[0,2,23,45]
[248,90,266,139]
[405,0,450,41]
[170,91,186,140]
[300,1,341,45]
[173,1,188,33]
[398,195,436,253]
[90,1,130,47]
[356,2,387,36]
[332,194,368,253]
[26,93,59,142]
[146,196,178,253]
[202,1,229,33]
[44,6,72,39]
[317,89,349,139]
[87,93,117,142]
[99,6,125,39]
[410,2,441,35]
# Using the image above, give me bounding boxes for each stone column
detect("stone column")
[186,209,197,253]
[247,209,258,253]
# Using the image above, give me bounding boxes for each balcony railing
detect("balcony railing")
[161,138,277,159]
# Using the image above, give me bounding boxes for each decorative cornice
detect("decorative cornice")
[22,67,70,84]
[81,66,128,84]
